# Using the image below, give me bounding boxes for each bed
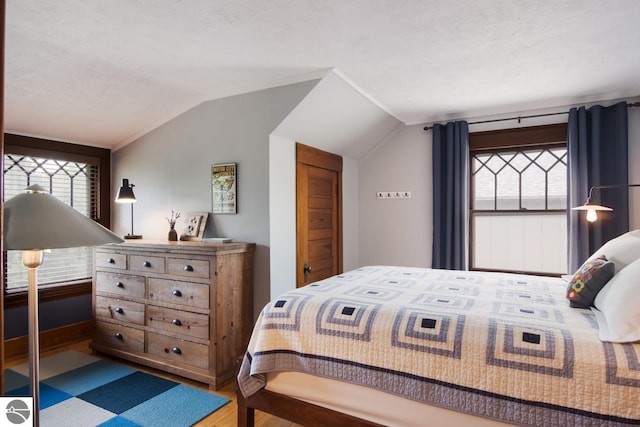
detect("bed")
[237,258,640,426]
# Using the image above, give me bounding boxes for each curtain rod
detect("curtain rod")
[422,101,640,131]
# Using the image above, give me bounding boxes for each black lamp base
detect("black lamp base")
[124,234,143,240]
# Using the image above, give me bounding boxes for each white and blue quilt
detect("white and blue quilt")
[238,266,640,426]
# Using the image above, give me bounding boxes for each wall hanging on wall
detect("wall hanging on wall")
[180,211,208,241]
[211,163,237,214]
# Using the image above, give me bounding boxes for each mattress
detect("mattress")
[265,371,515,427]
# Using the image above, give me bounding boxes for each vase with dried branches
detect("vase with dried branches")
[166,211,180,241]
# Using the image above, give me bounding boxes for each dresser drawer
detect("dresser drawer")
[96,296,145,325]
[147,332,209,370]
[95,272,145,298]
[94,321,144,352]
[95,252,127,270]
[147,305,209,340]
[168,258,210,279]
[130,255,165,274]
[148,278,209,310]
[96,271,146,298]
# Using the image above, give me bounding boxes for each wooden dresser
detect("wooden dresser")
[91,240,255,389]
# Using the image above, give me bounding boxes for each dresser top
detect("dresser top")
[98,239,255,254]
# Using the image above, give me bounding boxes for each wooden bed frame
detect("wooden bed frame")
[236,380,384,427]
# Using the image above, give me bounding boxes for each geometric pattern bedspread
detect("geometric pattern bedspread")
[238,266,640,426]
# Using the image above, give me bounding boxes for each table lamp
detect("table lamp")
[3,184,124,424]
[115,178,142,239]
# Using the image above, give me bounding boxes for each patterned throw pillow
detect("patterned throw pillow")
[566,255,615,308]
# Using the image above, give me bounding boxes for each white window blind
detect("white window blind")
[3,154,99,290]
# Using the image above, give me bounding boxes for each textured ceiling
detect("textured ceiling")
[5,0,640,149]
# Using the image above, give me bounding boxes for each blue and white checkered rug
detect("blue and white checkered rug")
[4,350,229,426]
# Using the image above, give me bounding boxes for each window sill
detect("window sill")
[4,280,92,309]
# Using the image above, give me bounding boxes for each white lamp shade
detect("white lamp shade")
[571,203,613,212]
[3,184,124,250]
[571,202,613,223]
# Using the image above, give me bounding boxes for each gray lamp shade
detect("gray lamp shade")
[3,184,124,250]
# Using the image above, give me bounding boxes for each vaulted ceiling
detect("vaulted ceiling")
[5,0,640,149]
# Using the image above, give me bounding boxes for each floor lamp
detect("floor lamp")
[3,184,124,425]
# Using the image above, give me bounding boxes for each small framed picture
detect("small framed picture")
[180,212,208,241]
[212,163,237,214]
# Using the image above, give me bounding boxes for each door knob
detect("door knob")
[303,263,312,282]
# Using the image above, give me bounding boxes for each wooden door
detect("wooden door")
[296,143,343,287]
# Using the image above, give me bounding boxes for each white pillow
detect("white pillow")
[587,229,640,274]
[592,257,640,342]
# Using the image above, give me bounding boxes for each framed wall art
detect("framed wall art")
[180,211,208,241]
[211,163,237,214]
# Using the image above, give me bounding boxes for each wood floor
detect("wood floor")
[4,340,302,427]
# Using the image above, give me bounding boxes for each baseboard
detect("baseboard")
[4,320,92,362]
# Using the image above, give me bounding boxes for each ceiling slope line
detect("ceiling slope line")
[330,68,402,123]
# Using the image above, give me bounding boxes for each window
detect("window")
[470,124,568,276]
[3,134,111,304]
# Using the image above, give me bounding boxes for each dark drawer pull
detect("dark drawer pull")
[171,347,182,355]
[183,265,194,272]
[172,319,182,326]
[116,282,124,288]
[107,258,115,264]
[114,307,124,314]
[172,290,182,297]
[142,261,151,268]
[114,332,123,340]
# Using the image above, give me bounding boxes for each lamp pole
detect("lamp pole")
[130,203,135,237]
[23,249,44,426]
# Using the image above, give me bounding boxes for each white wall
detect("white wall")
[268,135,297,299]
[272,71,401,159]
[358,124,432,267]
[358,97,640,268]
[268,70,399,298]
[111,71,638,312]
[112,70,399,311]
[112,80,319,317]
[342,155,359,271]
